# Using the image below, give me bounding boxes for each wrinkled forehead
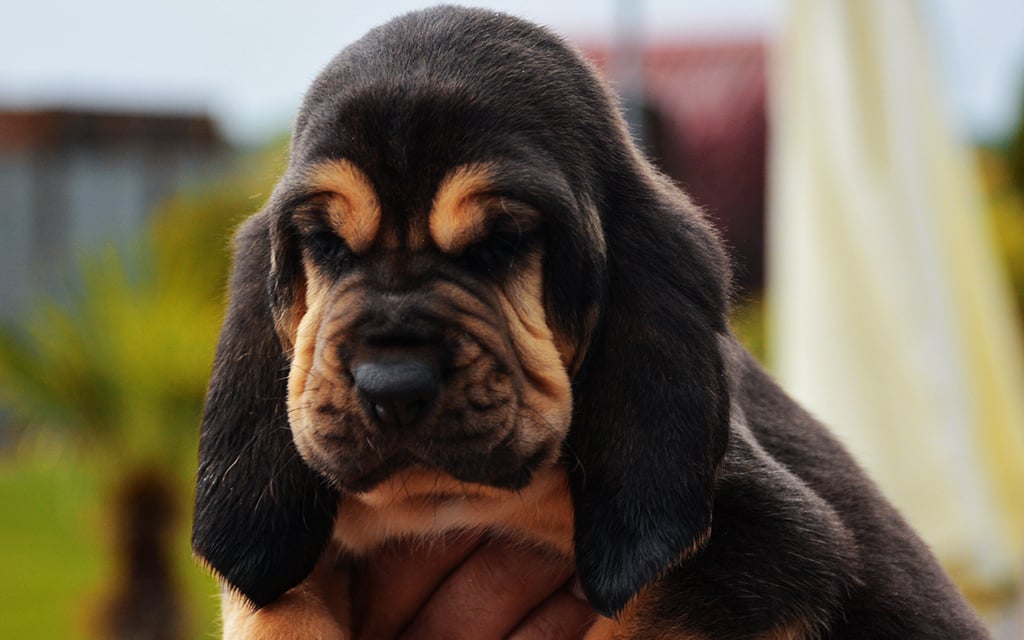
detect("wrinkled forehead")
[299,158,544,255]
[280,48,610,269]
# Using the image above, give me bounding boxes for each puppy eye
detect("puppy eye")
[305,229,352,270]
[461,224,542,277]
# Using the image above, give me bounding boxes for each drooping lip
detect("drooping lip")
[321,435,554,495]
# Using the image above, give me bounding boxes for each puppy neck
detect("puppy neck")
[333,466,574,557]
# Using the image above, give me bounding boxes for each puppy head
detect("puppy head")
[264,7,619,496]
[193,6,731,616]
[276,158,574,493]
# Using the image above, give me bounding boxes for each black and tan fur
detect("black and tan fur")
[192,6,990,638]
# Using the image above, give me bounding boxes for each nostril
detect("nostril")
[354,360,438,401]
[353,359,439,428]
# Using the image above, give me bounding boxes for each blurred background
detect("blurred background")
[1,1,1023,638]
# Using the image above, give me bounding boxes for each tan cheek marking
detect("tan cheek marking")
[429,164,496,253]
[308,159,381,254]
[272,277,307,353]
[498,254,573,432]
[286,265,339,430]
[551,304,598,378]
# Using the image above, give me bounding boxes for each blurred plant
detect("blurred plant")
[730,295,767,364]
[0,143,285,638]
[980,152,1024,321]
[977,92,1024,333]
[983,80,1024,322]
[1006,81,1024,199]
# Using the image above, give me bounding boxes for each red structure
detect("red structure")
[585,41,767,292]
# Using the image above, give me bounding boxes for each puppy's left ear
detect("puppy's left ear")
[192,210,338,608]
[567,177,732,617]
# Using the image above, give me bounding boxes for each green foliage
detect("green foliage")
[990,81,1024,322]
[0,452,104,639]
[0,142,287,638]
[0,247,210,464]
[0,452,222,639]
[990,192,1024,311]
[978,148,1024,323]
[1006,83,1024,197]
[730,295,767,364]
[0,146,284,469]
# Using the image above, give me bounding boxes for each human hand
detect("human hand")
[352,532,596,639]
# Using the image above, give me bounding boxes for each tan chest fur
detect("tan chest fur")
[334,467,575,558]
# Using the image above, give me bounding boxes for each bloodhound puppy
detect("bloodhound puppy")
[192,6,990,639]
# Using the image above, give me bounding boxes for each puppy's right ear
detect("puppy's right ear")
[192,211,338,609]
[566,180,732,618]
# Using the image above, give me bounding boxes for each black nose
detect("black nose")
[353,359,440,428]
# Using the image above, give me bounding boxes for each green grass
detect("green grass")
[0,449,221,639]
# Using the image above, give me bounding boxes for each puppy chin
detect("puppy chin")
[313,435,560,495]
[433,442,557,491]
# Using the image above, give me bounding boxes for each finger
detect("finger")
[355,531,484,639]
[507,589,597,640]
[400,539,573,640]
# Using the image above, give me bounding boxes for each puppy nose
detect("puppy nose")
[353,359,439,428]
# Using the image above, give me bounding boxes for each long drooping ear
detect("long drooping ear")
[192,210,338,609]
[567,174,732,617]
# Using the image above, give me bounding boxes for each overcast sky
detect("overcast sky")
[2,0,1023,144]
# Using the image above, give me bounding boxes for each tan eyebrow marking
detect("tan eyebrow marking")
[307,159,381,254]
[428,164,498,254]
